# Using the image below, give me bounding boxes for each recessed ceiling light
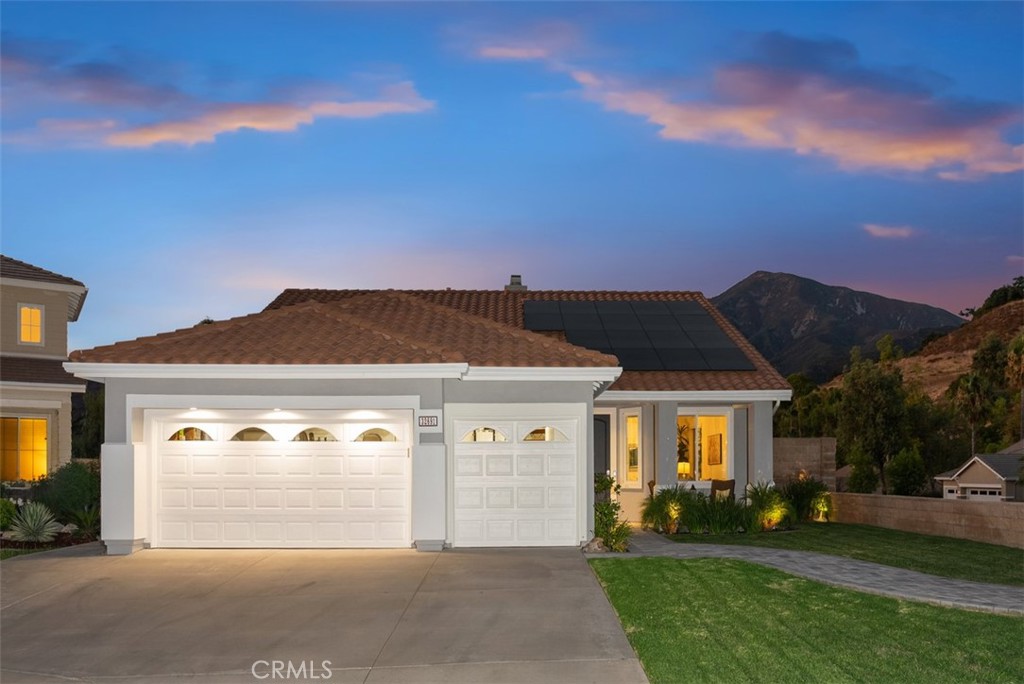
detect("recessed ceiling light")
[189,407,198,411]
[273,408,281,412]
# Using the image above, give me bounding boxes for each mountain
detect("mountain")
[711,271,964,382]
[894,300,1024,399]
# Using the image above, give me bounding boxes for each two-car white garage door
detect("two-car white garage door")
[153,416,411,548]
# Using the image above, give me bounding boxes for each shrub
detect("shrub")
[811,490,833,521]
[639,487,688,533]
[886,446,927,496]
[71,504,101,540]
[33,461,100,523]
[681,491,759,535]
[846,447,879,494]
[0,499,16,530]
[594,475,631,552]
[779,477,829,521]
[744,481,794,531]
[9,501,63,543]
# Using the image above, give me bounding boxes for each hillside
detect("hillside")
[895,300,1024,399]
[712,271,963,382]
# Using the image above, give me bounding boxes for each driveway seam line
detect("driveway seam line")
[363,551,443,683]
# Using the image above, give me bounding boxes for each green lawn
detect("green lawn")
[668,523,1024,586]
[591,557,1024,684]
[0,547,47,560]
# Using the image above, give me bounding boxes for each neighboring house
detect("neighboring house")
[66,276,791,554]
[1,255,88,481]
[934,446,1022,502]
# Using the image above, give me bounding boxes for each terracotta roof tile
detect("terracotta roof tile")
[1,254,84,287]
[266,289,790,392]
[70,292,618,368]
[0,356,85,387]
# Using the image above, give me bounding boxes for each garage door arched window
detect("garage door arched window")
[459,426,508,443]
[354,428,398,442]
[523,427,569,442]
[292,427,338,442]
[229,427,275,442]
[168,427,213,441]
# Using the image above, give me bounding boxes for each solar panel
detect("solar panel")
[612,349,664,370]
[523,299,755,371]
[600,312,643,330]
[646,329,695,348]
[656,349,710,370]
[606,330,652,348]
[523,311,564,330]
[562,313,604,330]
[638,314,680,330]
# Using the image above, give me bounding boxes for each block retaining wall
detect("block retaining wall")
[773,438,837,490]
[832,492,1024,549]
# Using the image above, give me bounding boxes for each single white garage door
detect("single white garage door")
[452,417,581,547]
[152,414,411,548]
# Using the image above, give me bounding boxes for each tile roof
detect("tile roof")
[70,292,618,368]
[266,289,790,392]
[0,356,85,388]
[1,254,88,321]
[1,255,84,287]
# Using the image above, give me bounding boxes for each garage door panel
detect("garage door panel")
[452,417,581,547]
[154,417,411,548]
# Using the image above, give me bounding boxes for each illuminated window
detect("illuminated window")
[623,411,640,485]
[19,305,43,344]
[523,427,569,442]
[677,413,729,481]
[459,427,508,443]
[354,428,398,442]
[292,428,338,442]
[168,427,213,441]
[0,417,48,481]
[230,427,274,442]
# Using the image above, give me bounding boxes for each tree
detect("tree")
[72,386,104,459]
[1007,333,1024,443]
[876,334,903,363]
[972,334,1008,389]
[886,447,926,495]
[846,446,879,493]
[838,354,908,494]
[949,372,989,455]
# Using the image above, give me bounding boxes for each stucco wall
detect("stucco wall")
[774,437,837,490]
[832,492,1024,549]
[1,283,69,356]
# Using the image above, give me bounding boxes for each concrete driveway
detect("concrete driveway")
[1,544,647,683]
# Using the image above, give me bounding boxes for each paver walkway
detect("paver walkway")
[598,530,1024,615]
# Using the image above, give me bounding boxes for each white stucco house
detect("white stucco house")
[66,278,791,554]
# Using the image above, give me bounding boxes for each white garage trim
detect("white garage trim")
[444,402,589,548]
[66,363,468,382]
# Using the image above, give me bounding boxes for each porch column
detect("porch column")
[732,407,749,497]
[749,401,775,486]
[655,401,678,489]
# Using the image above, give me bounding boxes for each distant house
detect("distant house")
[0,255,88,481]
[934,444,1022,502]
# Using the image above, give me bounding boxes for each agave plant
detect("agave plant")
[71,504,101,540]
[9,501,63,543]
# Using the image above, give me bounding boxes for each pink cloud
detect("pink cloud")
[502,31,1024,181]
[862,223,917,239]
[106,83,434,148]
[478,46,550,61]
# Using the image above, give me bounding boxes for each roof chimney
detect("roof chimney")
[505,274,527,292]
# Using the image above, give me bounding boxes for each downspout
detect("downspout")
[772,399,781,415]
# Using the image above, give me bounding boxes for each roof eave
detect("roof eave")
[599,388,793,403]
[64,362,471,382]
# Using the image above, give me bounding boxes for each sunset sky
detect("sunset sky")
[2,1,1022,351]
